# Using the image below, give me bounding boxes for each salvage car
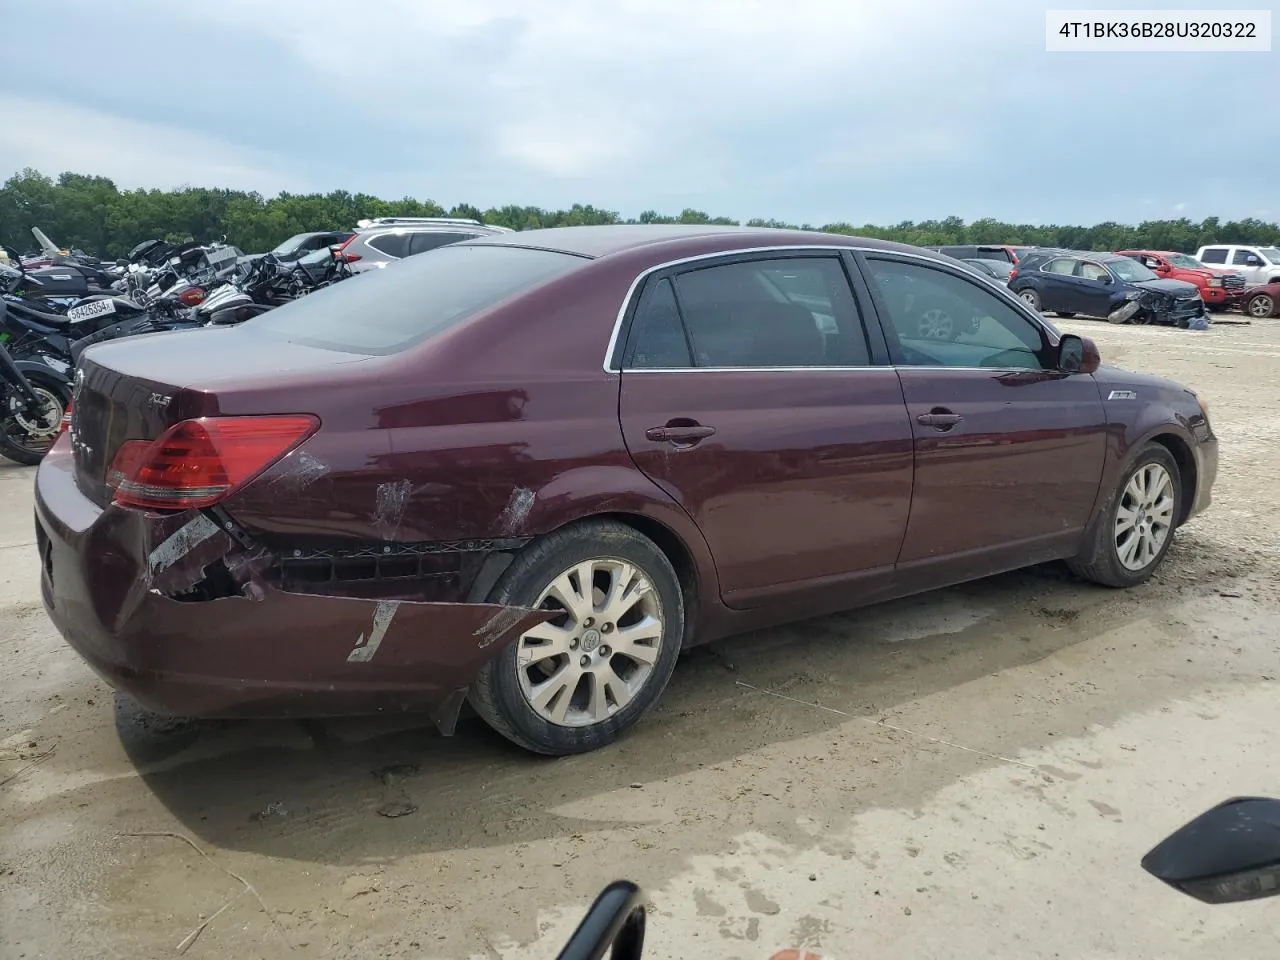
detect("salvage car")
[1115,249,1247,311]
[1239,281,1280,319]
[1008,250,1206,326]
[35,226,1217,755]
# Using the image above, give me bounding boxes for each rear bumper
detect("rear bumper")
[33,444,549,731]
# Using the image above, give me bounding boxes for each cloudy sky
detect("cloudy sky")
[1,0,1274,225]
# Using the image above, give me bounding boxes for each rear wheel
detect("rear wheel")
[468,520,684,755]
[1068,443,1181,588]
[0,370,69,466]
[1244,292,1276,319]
[1017,288,1042,312]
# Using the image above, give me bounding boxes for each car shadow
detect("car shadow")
[98,550,1225,868]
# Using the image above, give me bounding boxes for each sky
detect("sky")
[1,0,1275,226]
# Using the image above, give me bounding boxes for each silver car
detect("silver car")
[335,217,515,271]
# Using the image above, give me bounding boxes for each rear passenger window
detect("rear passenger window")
[1043,258,1078,275]
[368,233,410,258]
[1199,248,1227,264]
[670,257,869,368]
[624,279,692,369]
[408,232,477,256]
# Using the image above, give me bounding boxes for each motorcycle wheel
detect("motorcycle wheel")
[0,369,70,466]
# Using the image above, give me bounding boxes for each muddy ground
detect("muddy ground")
[2,316,1278,960]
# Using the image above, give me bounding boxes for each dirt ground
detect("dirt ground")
[2,315,1278,960]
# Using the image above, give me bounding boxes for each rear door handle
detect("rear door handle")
[916,410,964,429]
[646,424,716,443]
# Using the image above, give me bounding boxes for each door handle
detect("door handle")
[916,410,964,429]
[646,423,716,443]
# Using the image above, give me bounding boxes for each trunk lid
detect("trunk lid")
[71,327,373,507]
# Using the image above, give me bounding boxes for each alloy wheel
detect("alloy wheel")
[516,558,664,727]
[4,385,62,453]
[1114,463,1175,572]
[1248,294,1275,319]
[917,308,955,340]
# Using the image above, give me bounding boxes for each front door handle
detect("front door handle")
[646,423,716,443]
[916,410,964,429]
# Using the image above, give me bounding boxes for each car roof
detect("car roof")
[458,223,923,259]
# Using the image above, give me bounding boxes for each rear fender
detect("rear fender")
[512,463,722,620]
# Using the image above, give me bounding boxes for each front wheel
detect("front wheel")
[1055,311,1077,318]
[1,369,69,466]
[468,519,685,755]
[1068,443,1181,588]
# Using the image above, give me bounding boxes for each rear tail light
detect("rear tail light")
[107,415,319,510]
[333,235,361,263]
[1008,267,1019,282]
[178,287,206,306]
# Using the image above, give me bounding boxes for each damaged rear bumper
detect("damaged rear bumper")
[33,446,550,733]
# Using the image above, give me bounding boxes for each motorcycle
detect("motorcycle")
[0,335,68,466]
[556,797,1280,960]
[197,245,354,325]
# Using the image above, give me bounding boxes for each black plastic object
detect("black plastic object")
[556,881,646,960]
[1143,797,1280,904]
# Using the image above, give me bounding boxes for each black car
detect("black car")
[1008,251,1206,326]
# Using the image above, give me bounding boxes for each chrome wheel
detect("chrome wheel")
[1247,294,1275,318]
[917,308,955,340]
[1114,463,1175,571]
[516,558,664,727]
[1019,290,1040,309]
[4,385,62,453]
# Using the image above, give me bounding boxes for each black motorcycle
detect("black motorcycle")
[0,336,68,466]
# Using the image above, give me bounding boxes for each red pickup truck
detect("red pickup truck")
[1116,249,1246,311]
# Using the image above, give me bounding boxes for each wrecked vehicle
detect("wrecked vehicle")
[1008,250,1207,326]
[35,226,1217,755]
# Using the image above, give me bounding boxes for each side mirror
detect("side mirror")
[1143,798,1280,904]
[1246,256,1261,266]
[1057,334,1100,374]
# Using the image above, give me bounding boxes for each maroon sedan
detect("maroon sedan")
[1240,282,1279,319]
[35,226,1218,755]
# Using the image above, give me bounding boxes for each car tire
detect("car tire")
[1055,311,1076,318]
[1067,443,1182,589]
[1017,288,1042,311]
[468,519,684,755]
[1244,292,1276,319]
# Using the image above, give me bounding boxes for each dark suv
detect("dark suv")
[1008,250,1205,326]
[334,217,515,272]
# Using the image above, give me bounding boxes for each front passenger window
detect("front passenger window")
[865,258,1051,371]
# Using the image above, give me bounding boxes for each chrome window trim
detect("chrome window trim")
[602,244,1057,373]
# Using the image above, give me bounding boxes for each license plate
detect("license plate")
[66,298,117,322]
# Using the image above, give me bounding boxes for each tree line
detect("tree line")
[3,168,1278,260]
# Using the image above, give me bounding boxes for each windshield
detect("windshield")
[269,233,315,256]
[1109,258,1158,283]
[248,244,587,354]
[1166,254,1203,269]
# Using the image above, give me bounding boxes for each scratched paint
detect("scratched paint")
[373,479,413,540]
[269,451,329,491]
[497,487,535,535]
[473,605,531,649]
[347,600,402,663]
[147,514,222,576]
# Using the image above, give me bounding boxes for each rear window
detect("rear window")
[247,244,586,354]
[1199,248,1227,264]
